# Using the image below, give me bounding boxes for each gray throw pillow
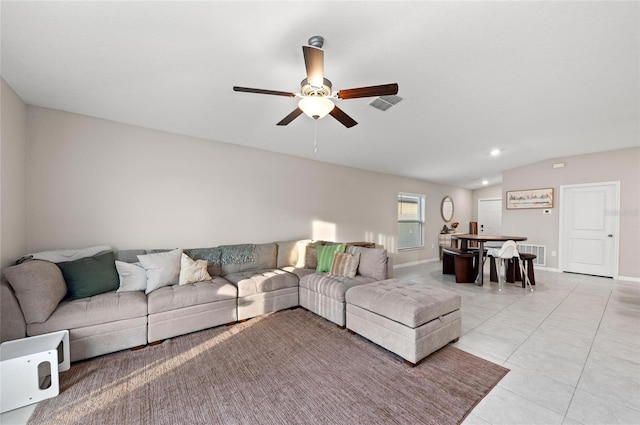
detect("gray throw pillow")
[3,260,67,324]
[346,246,388,280]
[115,261,147,292]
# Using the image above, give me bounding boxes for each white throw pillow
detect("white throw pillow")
[115,261,147,292]
[137,248,183,294]
[179,253,212,285]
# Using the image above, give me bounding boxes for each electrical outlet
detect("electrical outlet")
[551,251,557,257]
[431,244,434,249]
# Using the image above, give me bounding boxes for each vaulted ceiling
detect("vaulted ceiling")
[2,1,638,189]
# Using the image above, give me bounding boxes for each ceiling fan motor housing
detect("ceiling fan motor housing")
[300,78,332,97]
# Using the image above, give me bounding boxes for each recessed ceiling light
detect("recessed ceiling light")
[482,180,489,185]
[490,149,500,156]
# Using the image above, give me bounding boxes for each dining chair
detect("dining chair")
[486,240,534,292]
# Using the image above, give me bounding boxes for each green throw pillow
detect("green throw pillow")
[57,251,120,300]
[316,243,346,273]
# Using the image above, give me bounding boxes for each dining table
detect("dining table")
[451,234,527,286]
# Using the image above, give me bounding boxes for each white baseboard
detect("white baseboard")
[394,258,439,269]
[390,261,640,282]
[533,267,639,283]
[618,275,640,283]
[534,266,561,273]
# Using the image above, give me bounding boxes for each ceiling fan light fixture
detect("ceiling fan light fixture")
[298,96,335,120]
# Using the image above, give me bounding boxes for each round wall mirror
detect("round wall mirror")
[441,196,454,222]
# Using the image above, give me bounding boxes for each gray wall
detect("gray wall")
[7,86,636,278]
[15,105,472,267]
[1,79,28,268]
[471,184,503,222]
[499,148,639,278]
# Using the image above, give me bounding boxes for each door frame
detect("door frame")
[558,181,620,279]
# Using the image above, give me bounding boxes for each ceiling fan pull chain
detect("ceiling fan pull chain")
[314,120,318,154]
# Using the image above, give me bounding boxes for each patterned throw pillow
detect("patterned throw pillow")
[179,253,212,285]
[316,243,347,273]
[329,251,361,278]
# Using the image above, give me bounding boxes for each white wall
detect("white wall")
[1,79,28,268]
[501,147,640,278]
[23,106,472,266]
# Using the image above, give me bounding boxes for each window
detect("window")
[398,193,425,250]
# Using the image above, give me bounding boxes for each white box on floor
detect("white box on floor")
[0,330,70,413]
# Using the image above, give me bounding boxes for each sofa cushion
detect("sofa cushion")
[147,277,238,315]
[137,248,183,294]
[346,246,388,280]
[115,249,147,263]
[3,260,67,324]
[224,269,299,298]
[316,243,346,273]
[221,243,277,275]
[294,240,329,269]
[115,261,147,292]
[276,239,309,268]
[0,280,27,341]
[27,290,148,335]
[329,251,361,278]
[299,273,375,302]
[57,251,120,301]
[280,266,316,279]
[179,253,212,285]
[183,247,222,277]
[345,279,462,328]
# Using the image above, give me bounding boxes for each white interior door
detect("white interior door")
[478,198,502,235]
[560,182,619,278]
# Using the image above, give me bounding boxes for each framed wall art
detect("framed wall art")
[506,188,554,209]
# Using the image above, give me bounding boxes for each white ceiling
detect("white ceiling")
[2,1,638,189]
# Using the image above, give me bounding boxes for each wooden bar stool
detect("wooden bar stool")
[515,253,537,287]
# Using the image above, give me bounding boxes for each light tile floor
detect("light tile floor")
[394,262,640,425]
[2,262,639,425]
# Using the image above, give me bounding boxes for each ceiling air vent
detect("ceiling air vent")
[369,95,403,111]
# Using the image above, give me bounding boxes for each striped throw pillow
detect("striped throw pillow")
[329,251,361,278]
[316,243,346,273]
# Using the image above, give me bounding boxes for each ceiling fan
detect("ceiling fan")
[233,36,399,128]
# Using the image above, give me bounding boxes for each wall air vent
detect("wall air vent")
[369,95,403,111]
[517,244,546,266]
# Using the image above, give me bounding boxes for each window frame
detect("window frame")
[397,192,426,251]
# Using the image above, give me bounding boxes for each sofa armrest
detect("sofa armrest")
[0,278,27,342]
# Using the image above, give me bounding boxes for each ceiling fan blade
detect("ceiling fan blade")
[329,106,358,128]
[302,46,324,87]
[276,108,304,126]
[336,83,399,100]
[233,86,296,97]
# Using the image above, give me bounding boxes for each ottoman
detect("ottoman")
[345,279,461,366]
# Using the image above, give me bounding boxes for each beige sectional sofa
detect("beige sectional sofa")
[0,240,392,362]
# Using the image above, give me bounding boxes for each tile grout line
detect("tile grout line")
[561,280,624,422]
[552,274,615,420]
